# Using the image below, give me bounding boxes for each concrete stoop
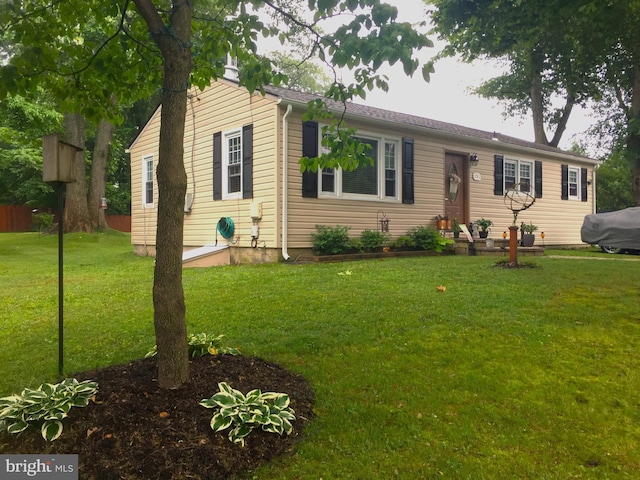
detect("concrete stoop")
[182,244,230,267]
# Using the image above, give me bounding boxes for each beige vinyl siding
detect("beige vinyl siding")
[286,109,447,248]
[130,109,160,251]
[285,107,594,248]
[130,80,281,253]
[460,145,593,244]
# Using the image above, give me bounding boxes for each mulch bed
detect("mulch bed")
[0,355,315,479]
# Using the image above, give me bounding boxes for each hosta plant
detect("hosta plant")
[0,378,98,441]
[145,333,241,358]
[200,382,296,447]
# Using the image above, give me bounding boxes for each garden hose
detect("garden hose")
[215,217,235,245]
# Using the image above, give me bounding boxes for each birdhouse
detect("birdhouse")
[42,134,82,183]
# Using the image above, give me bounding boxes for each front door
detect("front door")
[444,153,468,225]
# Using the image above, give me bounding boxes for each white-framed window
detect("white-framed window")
[504,157,534,194]
[568,165,580,200]
[223,129,242,199]
[319,133,401,201]
[142,154,154,207]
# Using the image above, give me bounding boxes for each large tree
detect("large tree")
[0,2,158,231]
[428,0,640,205]
[428,0,601,148]
[1,0,433,389]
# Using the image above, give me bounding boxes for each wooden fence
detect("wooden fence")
[0,205,131,233]
[0,205,34,232]
[105,215,131,233]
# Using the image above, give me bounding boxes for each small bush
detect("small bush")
[32,212,54,233]
[311,225,352,255]
[390,235,416,251]
[359,229,389,252]
[408,226,453,252]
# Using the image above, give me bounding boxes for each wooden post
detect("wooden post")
[509,225,519,265]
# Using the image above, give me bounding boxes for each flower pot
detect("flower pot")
[521,233,535,247]
[479,231,489,239]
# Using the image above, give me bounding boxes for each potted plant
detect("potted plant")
[452,218,461,238]
[520,222,538,247]
[476,218,493,238]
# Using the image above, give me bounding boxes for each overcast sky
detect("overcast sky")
[293,0,594,151]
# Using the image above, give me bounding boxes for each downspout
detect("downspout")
[593,163,600,214]
[281,103,293,260]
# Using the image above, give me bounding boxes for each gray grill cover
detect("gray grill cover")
[581,207,640,248]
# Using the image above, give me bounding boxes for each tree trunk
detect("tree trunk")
[63,113,92,233]
[133,0,192,389]
[529,61,549,146]
[630,64,640,206]
[548,94,575,148]
[89,118,115,230]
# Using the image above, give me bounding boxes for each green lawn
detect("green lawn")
[1,232,639,478]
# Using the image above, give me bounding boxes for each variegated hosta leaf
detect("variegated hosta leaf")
[209,391,237,408]
[41,420,63,441]
[245,389,262,402]
[229,424,253,445]
[281,417,293,435]
[210,413,234,432]
[272,394,290,409]
[7,420,29,434]
[279,409,296,421]
[199,398,217,409]
[74,381,98,394]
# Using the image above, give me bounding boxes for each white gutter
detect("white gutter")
[593,163,601,213]
[281,103,293,260]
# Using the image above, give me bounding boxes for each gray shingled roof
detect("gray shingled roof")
[263,84,590,160]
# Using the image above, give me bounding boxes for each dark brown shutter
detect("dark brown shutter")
[561,164,568,200]
[402,137,414,204]
[242,124,253,199]
[213,131,222,200]
[581,167,588,201]
[301,121,318,198]
[494,155,504,195]
[534,161,542,198]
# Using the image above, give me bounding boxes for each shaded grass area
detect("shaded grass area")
[1,233,640,478]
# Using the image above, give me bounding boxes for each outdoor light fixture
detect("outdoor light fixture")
[502,231,507,239]
[378,210,389,232]
[469,153,479,166]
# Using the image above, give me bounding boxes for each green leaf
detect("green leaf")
[41,420,63,441]
[422,62,435,83]
[229,424,253,445]
[6,420,29,434]
[199,398,217,409]
[272,394,290,409]
[210,392,237,408]
[210,413,233,432]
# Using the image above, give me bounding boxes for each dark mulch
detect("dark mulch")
[0,355,315,479]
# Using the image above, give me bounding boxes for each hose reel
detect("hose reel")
[215,217,236,245]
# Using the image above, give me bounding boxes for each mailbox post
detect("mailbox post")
[42,134,82,376]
